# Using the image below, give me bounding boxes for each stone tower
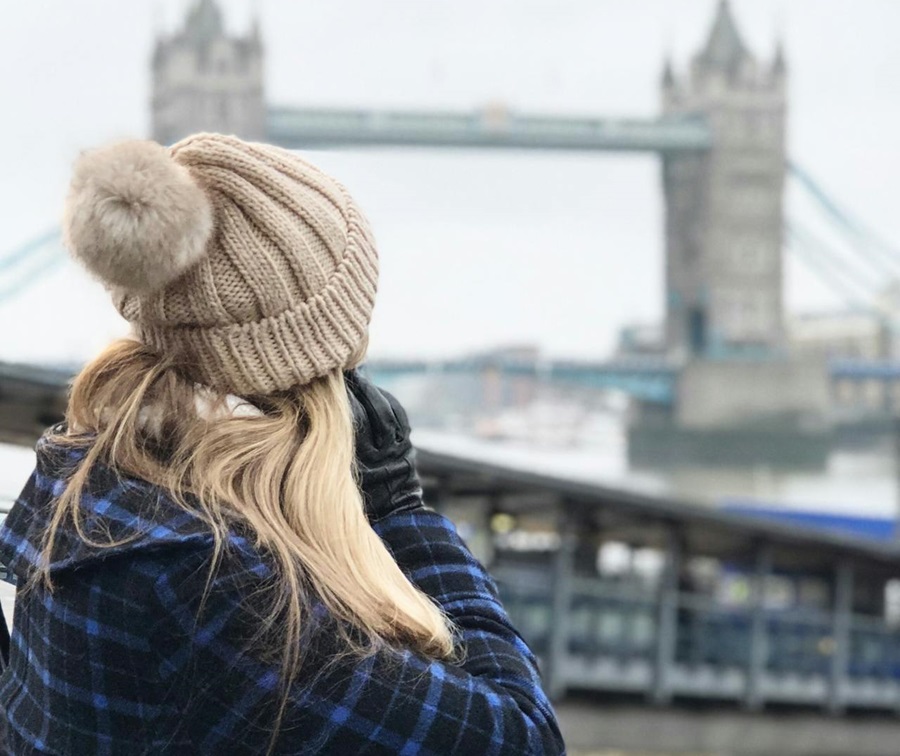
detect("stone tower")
[151,0,266,144]
[662,0,787,358]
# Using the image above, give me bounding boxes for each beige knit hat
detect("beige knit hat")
[62,133,378,395]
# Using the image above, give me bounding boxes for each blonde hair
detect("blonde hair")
[38,338,454,743]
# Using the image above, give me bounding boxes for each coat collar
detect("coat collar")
[0,429,215,581]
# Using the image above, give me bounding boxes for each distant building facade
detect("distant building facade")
[151,0,265,144]
[789,311,890,361]
[661,0,787,358]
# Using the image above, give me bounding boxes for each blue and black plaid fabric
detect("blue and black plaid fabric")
[0,434,564,754]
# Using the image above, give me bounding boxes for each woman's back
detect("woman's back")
[1,429,563,754]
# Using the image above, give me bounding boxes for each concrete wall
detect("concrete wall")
[676,357,830,429]
[558,701,900,756]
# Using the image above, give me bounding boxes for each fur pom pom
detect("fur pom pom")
[63,140,214,295]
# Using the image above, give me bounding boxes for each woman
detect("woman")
[0,134,564,754]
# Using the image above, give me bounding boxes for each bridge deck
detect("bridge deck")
[267,106,712,153]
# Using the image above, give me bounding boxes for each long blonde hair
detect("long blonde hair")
[38,338,454,737]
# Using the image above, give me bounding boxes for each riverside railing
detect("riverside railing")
[493,562,900,712]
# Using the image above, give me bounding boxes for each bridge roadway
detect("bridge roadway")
[1,355,900,445]
[368,354,679,405]
[266,106,713,154]
[368,355,900,412]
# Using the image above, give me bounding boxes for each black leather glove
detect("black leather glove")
[346,369,424,523]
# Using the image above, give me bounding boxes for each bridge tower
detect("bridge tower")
[151,0,266,144]
[662,0,787,358]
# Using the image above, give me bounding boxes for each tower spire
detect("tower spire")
[250,0,262,46]
[772,38,787,76]
[184,0,225,43]
[662,56,676,88]
[697,0,749,73]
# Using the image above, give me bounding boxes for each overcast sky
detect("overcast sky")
[1,0,898,362]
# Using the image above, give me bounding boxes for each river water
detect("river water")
[413,411,900,522]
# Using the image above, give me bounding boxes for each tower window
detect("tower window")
[688,307,708,354]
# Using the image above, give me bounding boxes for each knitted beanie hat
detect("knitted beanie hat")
[62,133,378,396]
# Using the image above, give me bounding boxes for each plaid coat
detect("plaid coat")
[0,435,564,755]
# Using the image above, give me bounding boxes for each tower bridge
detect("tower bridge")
[153,1,786,367]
